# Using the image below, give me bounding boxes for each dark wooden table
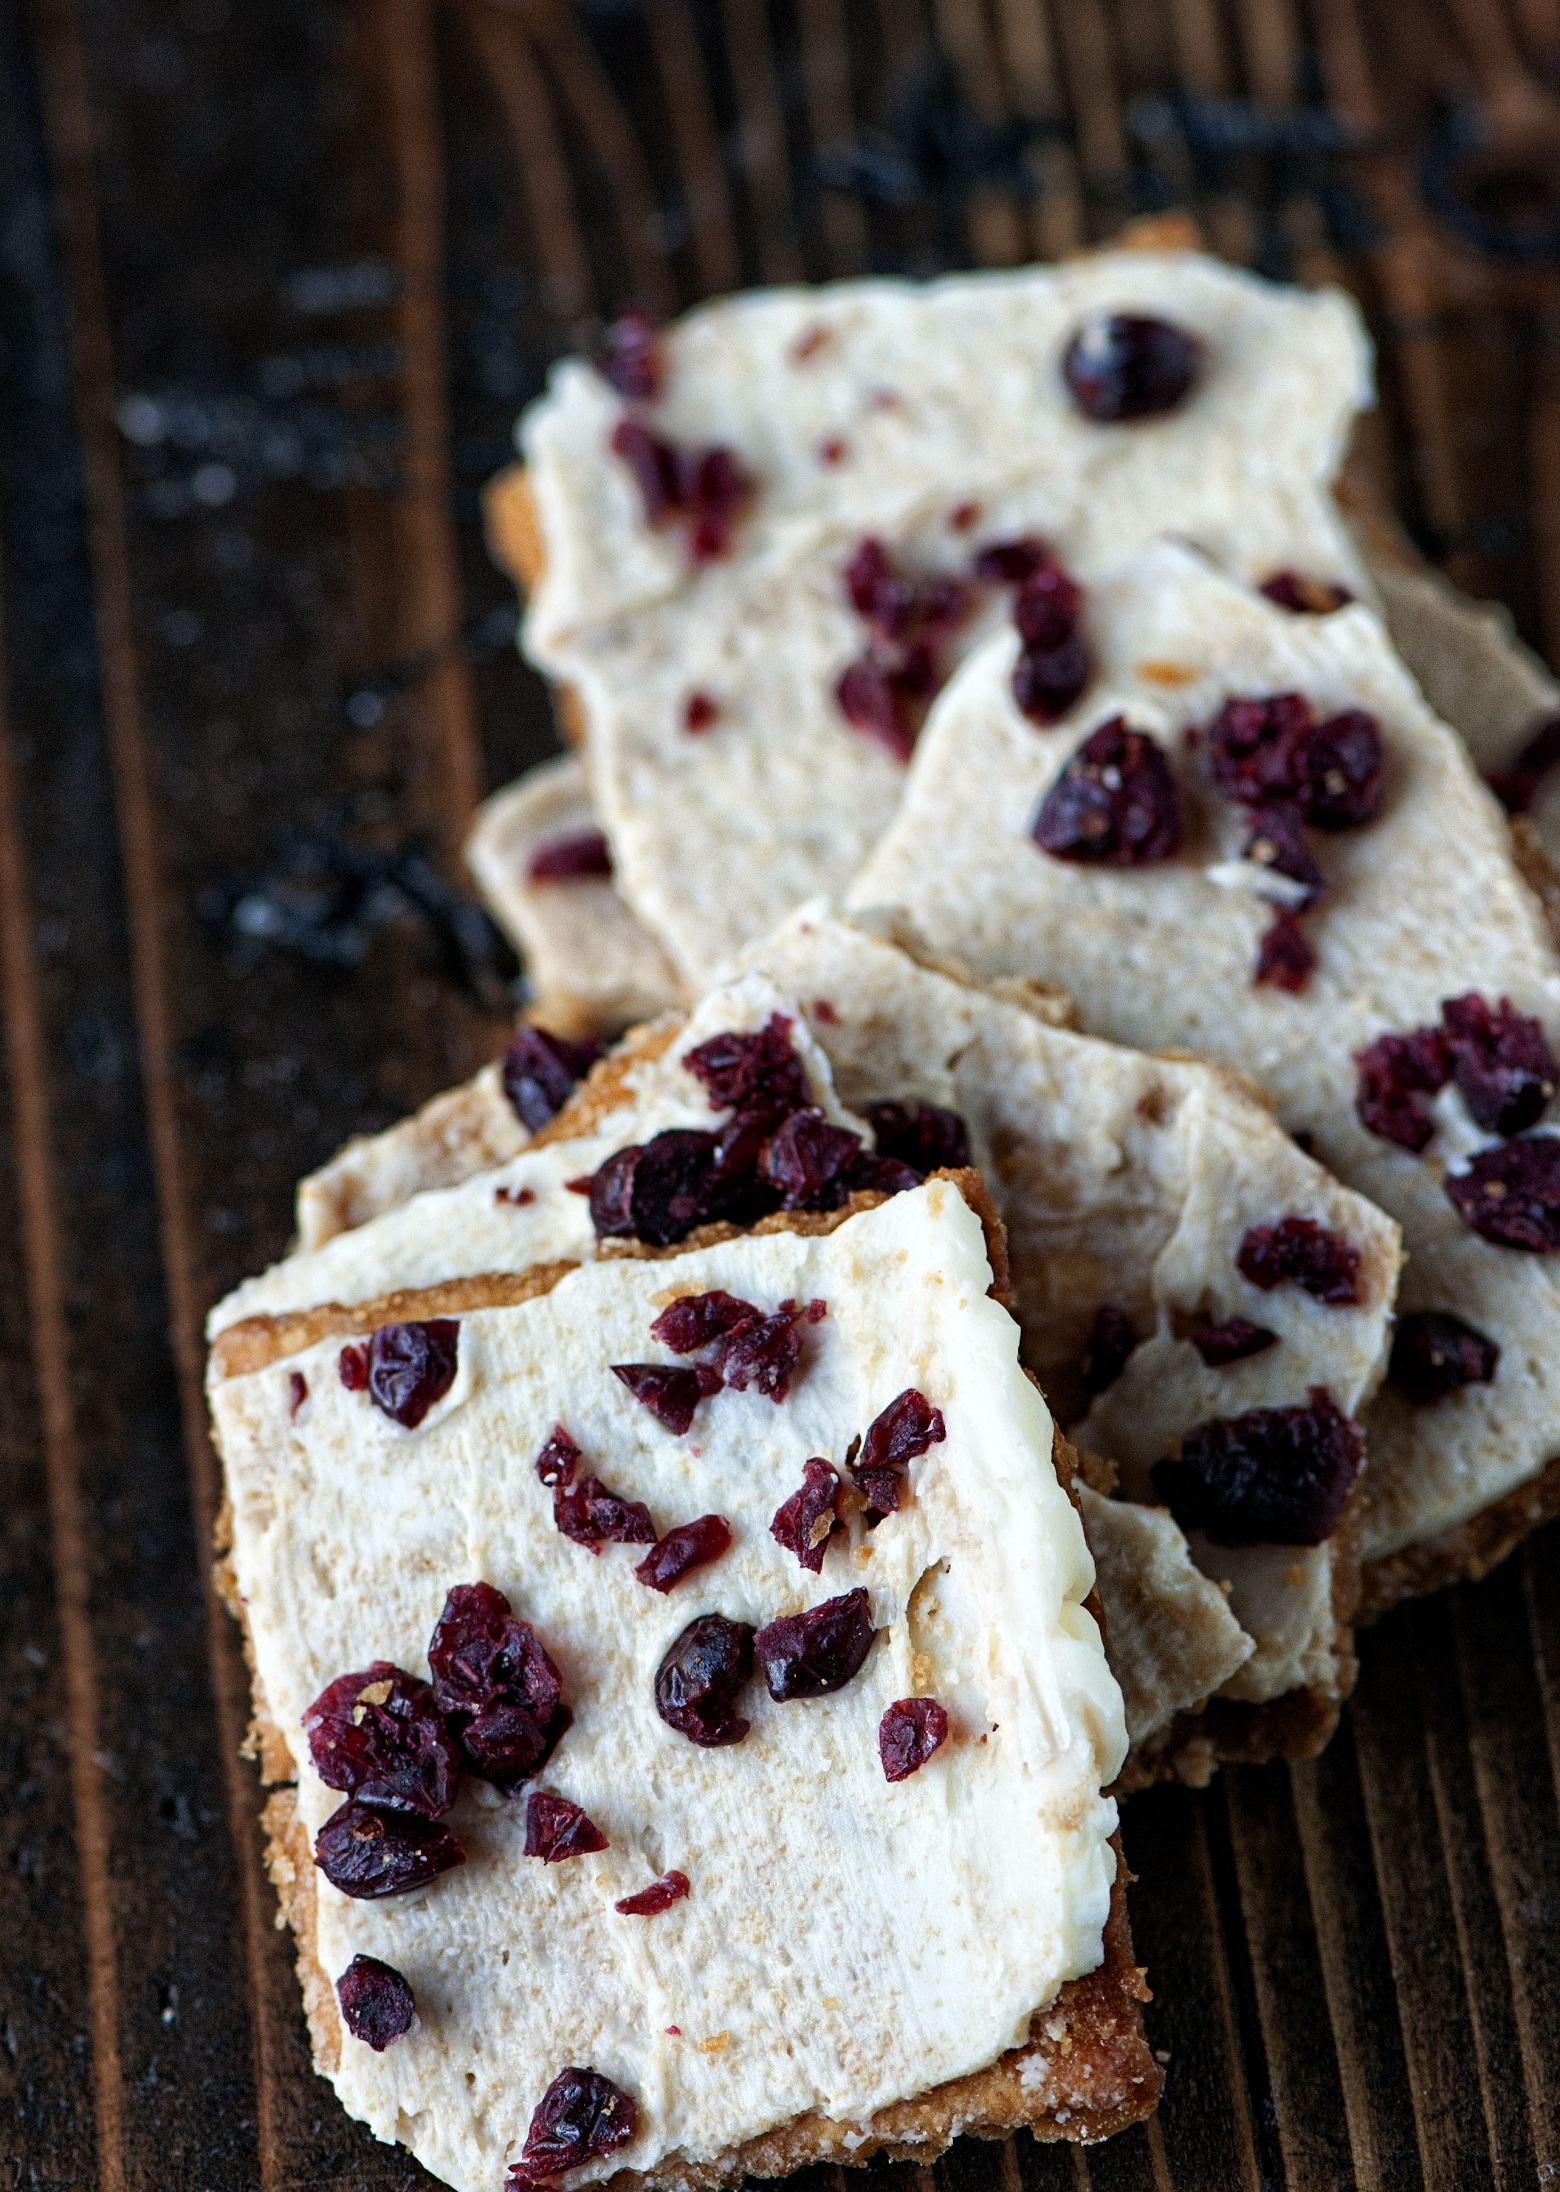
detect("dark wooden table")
[5,2,1560,2186]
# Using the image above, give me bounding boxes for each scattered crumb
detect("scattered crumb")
[1137,660,1200,687]
[696,2032,732,2055]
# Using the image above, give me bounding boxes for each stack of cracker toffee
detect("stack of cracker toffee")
[209,235,1560,2189]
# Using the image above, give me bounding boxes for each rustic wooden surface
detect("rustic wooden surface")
[6,2,1560,2187]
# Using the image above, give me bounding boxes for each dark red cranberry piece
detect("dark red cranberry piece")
[682,446,753,564]
[535,1425,581,1486]
[1242,802,1323,908]
[596,309,662,402]
[650,1289,760,1354]
[755,1588,874,1700]
[524,1791,609,1862]
[1445,1136,1560,1249]
[1013,636,1091,726]
[1150,1387,1362,1547]
[1296,711,1384,830]
[303,1663,461,1818]
[288,1370,308,1417]
[610,418,682,524]
[339,1343,368,1391]
[335,1955,416,2049]
[771,1459,844,1573]
[611,1361,721,1435]
[1080,1305,1137,1396]
[1033,717,1181,866]
[974,535,1050,586]
[614,1869,690,1916]
[1253,909,1316,993]
[1013,560,1084,647]
[844,538,912,635]
[635,1515,733,1592]
[841,1149,923,1198]
[684,1013,811,1120]
[1192,1318,1279,1367]
[554,1472,657,1549]
[315,1799,465,1900]
[865,1099,971,1174]
[761,1108,865,1210]
[1441,993,1558,1136]
[1206,692,1315,807]
[1062,313,1201,422]
[852,1388,946,1514]
[713,1308,804,1400]
[526,831,614,885]
[364,1320,459,1429]
[683,690,719,733]
[1354,1024,1453,1152]
[1259,571,1355,615]
[428,1581,565,1791]
[879,1697,949,1782]
[502,1026,602,1133]
[836,655,922,763]
[588,1128,722,1247]
[508,2067,638,2186]
[654,1614,755,1746]
[1237,1217,1361,1305]
[1484,715,1560,813]
[1388,1310,1500,1404]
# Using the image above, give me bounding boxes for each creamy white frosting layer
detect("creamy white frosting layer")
[214,1182,1125,2192]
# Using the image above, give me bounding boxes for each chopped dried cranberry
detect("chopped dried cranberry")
[526,831,614,885]
[713,1308,804,1400]
[949,499,982,532]
[596,309,662,402]
[1013,560,1084,646]
[587,1129,722,1247]
[974,535,1050,586]
[554,1472,658,1549]
[535,1425,581,1487]
[614,1870,690,1916]
[755,1588,875,1700]
[428,1581,565,1791]
[842,1149,923,1197]
[771,1459,844,1573]
[1192,1318,1279,1367]
[654,1614,755,1746]
[509,2068,638,2186]
[496,1185,536,1206]
[1237,1217,1361,1305]
[335,1955,416,2049]
[1259,571,1355,615]
[1354,1024,1452,1152]
[1010,563,1090,725]
[852,1388,946,1514]
[1206,692,1315,807]
[1441,993,1558,1136]
[339,1344,368,1391]
[1389,1310,1500,1403]
[835,655,921,763]
[1150,1387,1362,1547]
[303,1663,461,1817]
[609,420,753,562]
[364,1321,459,1429]
[288,1370,307,1417]
[524,1791,609,1862]
[1242,801,1324,908]
[1062,313,1201,421]
[684,1014,811,1120]
[610,418,681,523]
[502,1026,601,1132]
[1081,1305,1137,1395]
[879,1697,950,1782]
[611,1362,722,1435]
[866,1099,971,1174]
[635,1515,732,1592]
[315,1799,465,1900]
[845,537,913,639]
[1484,716,1560,813]
[1445,1136,1560,1248]
[761,1108,864,1209]
[651,1289,760,1354]
[837,540,971,758]
[1033,717,1181,866]
[818,435,848,466]
[683,690,719,733]
[1253,909,1316,992]
[1297,711,1384,830]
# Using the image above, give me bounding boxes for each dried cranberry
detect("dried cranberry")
[634,1515,732,1592]
[755,1588,874,1700]
[1033,717,1181,866]
[865,1099,971,1174]
[364,1320,459,1428]
[554,1473,658,1549]
[502,1026,601,1132]
[879,1697,949,1782]
[1192,1318,1279,1367]
[843,1149,924,1197]
[651,1290,760,1354]
[837,541,971,757]
[761,1108,865,1209]
[1296,711,1384,830]
[835,655,922,763]
[588,1129,721,1247]
[611,1362,722,1435]
[526,831,614,885]
[1013,560,1084,646]
[1242,802,1324,907]
[596,309,662,402]
[853,1388,946,1514]
[315,1799,464,1900]
[524,1791,609,1862]
[654,1614,755,1746]
[771,1459,844,1573]
[428,1582,565,1791]
[335,1955,416,2049]
[609,421,752,562]
[1253,909,1316,992]
[1445,1136,1560,1248]
[1150,1388,1362,1547]
[1259,571,1354,615]
[1354,1024,1452,1152]
[683,690,719,733]
[1237,1217,1361,1305]
[684,1014,811,1120]
[974,535,1050,586]
[288,1370,308,1417]
[1062,313,1201,421]
[1011,559,1090,726]
[339,1344,368,1391]
[614,1870,690,1916]
[535,1426,581,1486]
[713,1308,804,1400]
[1081,1305,1137,1395]
[845,538,910,632]
[509,2068,638,2186]
[1206,692,1315,807]
[1441,993,1558,1136]
[1484,715,1560,813]
[1388,1310,1500,1403]
[303,1663,461,1818]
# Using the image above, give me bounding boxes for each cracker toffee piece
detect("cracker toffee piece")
[502,253,1370,986]
[851,542,1560,1610]
[211,1180,1157,2188]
